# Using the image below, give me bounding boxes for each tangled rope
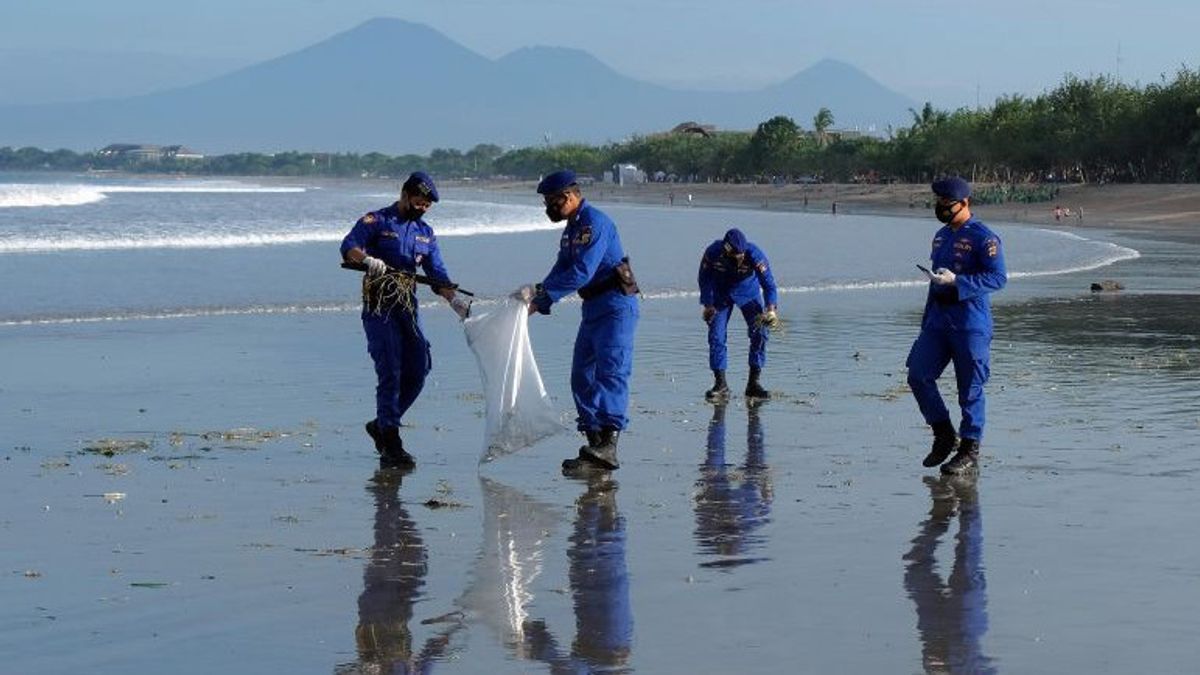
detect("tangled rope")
[362,271,417,318]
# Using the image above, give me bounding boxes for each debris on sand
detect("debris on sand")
[81,438,151,457]
[423,498,469,510]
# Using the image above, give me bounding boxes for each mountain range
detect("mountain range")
[0,18,918,154]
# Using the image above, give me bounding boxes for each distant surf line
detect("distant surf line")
[0,220,559,253]
[0,183,309,208]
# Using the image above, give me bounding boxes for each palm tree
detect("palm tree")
[813,107,835,147]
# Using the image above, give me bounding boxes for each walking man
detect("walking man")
[908,177,1007,475]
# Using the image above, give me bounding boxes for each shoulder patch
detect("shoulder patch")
[361,213,377,225]
[986,238,999,257]
[756,262,768,273]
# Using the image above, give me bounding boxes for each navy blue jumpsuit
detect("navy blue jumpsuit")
[698,241,779,371]
[340,204,453,431]
[906,217,1007,441]
[533,200,639,433]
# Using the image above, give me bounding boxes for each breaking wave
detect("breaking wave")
[0,182,307,208]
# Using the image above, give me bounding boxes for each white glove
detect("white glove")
[363,255,388,278]
[450,295,471,320]
[511,284,536,302]
[930,268,957,286]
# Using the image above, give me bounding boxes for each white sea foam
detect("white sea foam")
[0,182,307,208]
[0,302,356,327]
[0,218,555,252]
[0,230,346,253]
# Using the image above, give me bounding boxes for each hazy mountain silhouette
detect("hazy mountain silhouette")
[0,18,917,153]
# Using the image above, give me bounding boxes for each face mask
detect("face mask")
[404,207,425,221]
[544,195,569,222]
[935,201,961,224]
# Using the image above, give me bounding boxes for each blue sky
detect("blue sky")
[3,0,1196,107]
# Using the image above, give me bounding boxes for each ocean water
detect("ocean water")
[3,172,1199,674]
[0,173,1139,322]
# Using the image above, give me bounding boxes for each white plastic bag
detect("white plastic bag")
[463,298,567,462]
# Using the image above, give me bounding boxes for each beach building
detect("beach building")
[612,163,647,186]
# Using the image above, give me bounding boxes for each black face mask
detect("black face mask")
[403,206,426,221]
[544,195,569,222]
[935,201,962,224]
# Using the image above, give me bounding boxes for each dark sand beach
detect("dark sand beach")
[2,176,1198,673]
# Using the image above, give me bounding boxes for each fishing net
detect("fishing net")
[463,298,568,462]
[362,271,417,318]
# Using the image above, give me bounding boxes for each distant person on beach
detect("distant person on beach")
[1054,205,1063,222]
[698,228,779,401]
[341,171,469,468]
[907,177,1007,475]
[523,170,640,471]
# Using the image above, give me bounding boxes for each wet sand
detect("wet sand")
[3,198,1200,673]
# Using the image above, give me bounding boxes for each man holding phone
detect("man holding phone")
[907,177,1007,475]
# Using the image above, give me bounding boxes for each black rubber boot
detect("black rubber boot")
[922,420,958,467]
[705,370,730,401]
[379,426,415,469]
[365,419,386,454]
[580,428,620,470]
[941,438,980,475]
[744,367,770,400]
[579,430,601,453]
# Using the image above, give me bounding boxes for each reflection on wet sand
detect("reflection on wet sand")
[903,476,995,675]
[457,476,561,656]
[521,472,634,672]
[338,468,461,675]
[693,402,773,568]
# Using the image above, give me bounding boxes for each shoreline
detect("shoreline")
[461,179,1200,243]
[8,169,1197,240]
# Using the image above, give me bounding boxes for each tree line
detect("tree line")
[2,69,1198,184]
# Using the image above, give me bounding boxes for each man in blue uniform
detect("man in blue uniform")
[341,171,469,468]
[526,170,639,471]
[698,228,779,400]
[907,177,1007,475]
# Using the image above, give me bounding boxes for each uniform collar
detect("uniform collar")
[567,199,588,226]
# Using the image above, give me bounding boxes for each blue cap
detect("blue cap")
[403,171,439,202]
[537,170,578,195]
[722,228,748,254]
[931,176,971,201]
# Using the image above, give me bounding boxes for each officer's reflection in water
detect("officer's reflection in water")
[340,468,462,675]
[693,402,773,567]
[903,476,995,675]
[520,472,634,672]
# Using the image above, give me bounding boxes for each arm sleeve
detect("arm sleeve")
[753,249,779,306]
[955,235,1007,300]
[420,231,453,288]
[340,215,375,258]
[539,221,612,305]
[698,251,716,306]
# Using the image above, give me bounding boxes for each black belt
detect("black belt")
[578,274,620,301]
